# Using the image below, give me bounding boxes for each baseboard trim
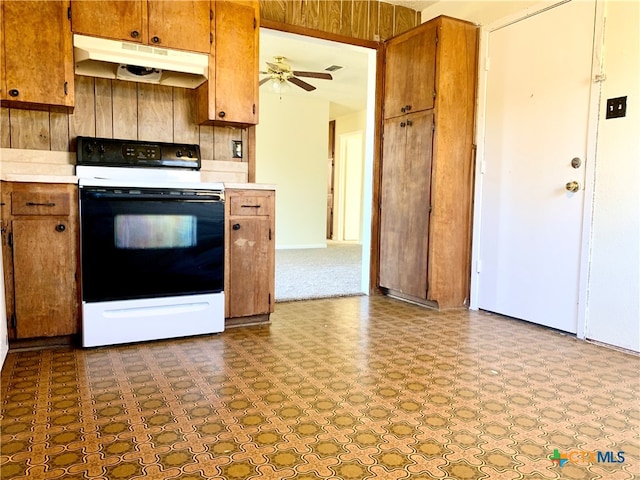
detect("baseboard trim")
[276,244,327,250]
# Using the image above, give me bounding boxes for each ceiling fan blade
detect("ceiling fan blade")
[288,76,316,92]
[259,77,271,86]
[266,62,283,73]
[292,71,333,80]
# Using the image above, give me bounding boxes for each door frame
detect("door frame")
[259,19,384,295]
[469,0,606,340]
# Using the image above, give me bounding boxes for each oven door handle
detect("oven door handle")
[83,191,224,202]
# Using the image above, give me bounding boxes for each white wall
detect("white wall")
[255,93,329,249]
[424,0,639,352]
[585,0,640,351]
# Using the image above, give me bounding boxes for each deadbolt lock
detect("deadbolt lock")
[571,157,582,168]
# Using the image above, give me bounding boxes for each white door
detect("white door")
[477,0,596,333]
[338,131,364,242]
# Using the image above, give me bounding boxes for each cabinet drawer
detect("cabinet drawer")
[229,195,272,216]
[12,191,71,216]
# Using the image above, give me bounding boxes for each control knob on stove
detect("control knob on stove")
[176,150,183,158]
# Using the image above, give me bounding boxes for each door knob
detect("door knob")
[565,181,580,193]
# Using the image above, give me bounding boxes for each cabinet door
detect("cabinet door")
[3,0,74,109]
[71,0,145,43]
[384,21,437,119]
[71,0,146,42]
[379,110,434,299]
[12,218,78,338]
[212,0,258,125]
[227,216,272,317]
[147,0,211,53]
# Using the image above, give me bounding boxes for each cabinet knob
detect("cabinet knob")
[130,30,139,39]
[400,122,406,128]
[232,223,241,231]
[152,36,160,44]
[8,89,19,97]
[55,224,66,233]
[218,111,226,118]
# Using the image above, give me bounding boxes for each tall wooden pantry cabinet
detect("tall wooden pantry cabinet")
[379,16,478,309]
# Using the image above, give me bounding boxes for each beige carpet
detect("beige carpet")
[275,243,363,302]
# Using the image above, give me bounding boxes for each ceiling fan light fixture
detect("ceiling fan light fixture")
[271,77,290,94]
[261,55,328,93]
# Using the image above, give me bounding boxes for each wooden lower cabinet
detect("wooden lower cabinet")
[1,182,80,340]
[379,110,434,299]
[225,188,275,323]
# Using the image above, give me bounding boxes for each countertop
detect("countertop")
[1,174,275,191]
[224,183,276,191]
[1,174,78,184]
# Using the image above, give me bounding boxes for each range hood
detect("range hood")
[73,35,208,89]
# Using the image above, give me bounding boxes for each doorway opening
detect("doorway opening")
[254,28,377,302]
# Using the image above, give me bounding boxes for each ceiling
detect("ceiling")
[259,29,372,118]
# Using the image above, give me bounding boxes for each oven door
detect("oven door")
[80,186,224,303]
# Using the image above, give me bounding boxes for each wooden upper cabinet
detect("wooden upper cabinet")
[70,0,211,53]
[147,1,211,53]
[197,0,259,127]
[383,21,437,119]
[2,0,74,111]
[71,0,145,43]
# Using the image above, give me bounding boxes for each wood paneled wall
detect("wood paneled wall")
[0,76,247,162]
[260,0,420,40]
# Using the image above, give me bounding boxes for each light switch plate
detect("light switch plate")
[606,96,627,119]
[232,140,243,158]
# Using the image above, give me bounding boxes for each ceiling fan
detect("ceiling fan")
[259,56,333,92]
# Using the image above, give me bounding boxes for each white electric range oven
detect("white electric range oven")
[76,137,225,347]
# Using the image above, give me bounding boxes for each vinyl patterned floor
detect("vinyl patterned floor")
[1,296,639,479]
